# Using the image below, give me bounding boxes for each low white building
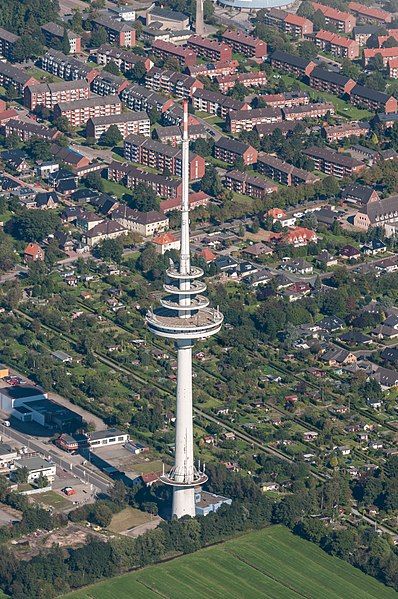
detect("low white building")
[153,231,180,254]
[0,443,18,470]
[88,428,130,448]
[12,456,56,483]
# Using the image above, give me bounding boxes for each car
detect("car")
[293,212,304,218]
[2,421,10,427]
[62,487,76,496]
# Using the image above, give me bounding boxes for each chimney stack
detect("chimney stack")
[195,0,204,36]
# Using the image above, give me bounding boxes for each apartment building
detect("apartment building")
[349,85,398,114]
[146,6,190,30]
[270,50,316,78]
[255,121,298,137]
[24,80,90,110]
[111,205,168,237]
[282,102,335,120]
[303,146,365,177]
[154,123,207,146]
[0,27,19,60]
[86,111,150,140]
[152,40,197,68]
[41,22,81,53]
[221,30,267,58]
[91,16,136,47]
[191,88,249,118]
[91,72,129,96]
[96,44,153,73]
[353,196,398,231]
[363,47,398,67]
[161,102,201,126]
[224,170,278,199]
[124,134,205,180]
[264,9,313,39]
[187,36,232,62]
[311,2,356,32]
[145,67,203,98]
[41,50,99,83]
[307,67,356,95]
[348,2,392,24]
[353,25,379,46]
[257,153,319,186]
[108,161,182,199]
[5,118,60,142]
[227,107,283,133]
[388,59,398,79]
[214,137,258,166]
[187,60,239,79]
[0,62,38,95]
[313,30,360,59]
[322,121,370,141]
[53,95,122,126]
[120,84,173,113]
[261,91,309,108]
[217,71,267,93]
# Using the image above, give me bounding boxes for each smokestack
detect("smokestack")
[195,0,204,36]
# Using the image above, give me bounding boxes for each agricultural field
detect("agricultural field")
[65,525,396,599]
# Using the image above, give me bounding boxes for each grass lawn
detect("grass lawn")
[137,459,163,475]
[108,507,153,533]
[102,178,129,198]
[34,491,72,511]
[64,525,396,599]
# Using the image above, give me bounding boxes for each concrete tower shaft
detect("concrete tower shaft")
[146,99,223,519]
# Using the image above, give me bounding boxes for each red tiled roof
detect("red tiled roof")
[348,2,392,22]
[268,207,287,218]
[284,13,311,26]
[200,247,216,262]
[24,243,42,256]
[153,232,178,245]
[312,2,353,22]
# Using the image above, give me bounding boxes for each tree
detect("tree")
[128,183,159,211]
[5,85,17,100]
[312,9,326,30]
[104,61,121,76]
[100,124,123,147]
[298,41,318,59]
[201,165,222,196]
[26,138,53,161]
[95,238,124,263]
[60,28,70,54]
[130,61,147,83]
[53,115,72,133]
[383,36,398,48]
[0,231,15,272]
[84,171,104,192]
[228,82,246,101]
[90,26,108,48]
[13,35,44,61]
[13,466,29,484]
[7,210,60,242]
[4,132,22,149]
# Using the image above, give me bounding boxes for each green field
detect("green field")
[65,525,396,599]
[108,507,153,533]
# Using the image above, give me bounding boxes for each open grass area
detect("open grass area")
[101,178,129,198]
[64,525,396,599]
[34,491,72,511]
[108,507,153,533]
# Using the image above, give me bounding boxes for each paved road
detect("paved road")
[0,423,111,494]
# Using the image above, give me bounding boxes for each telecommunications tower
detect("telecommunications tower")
[146,100,223,519]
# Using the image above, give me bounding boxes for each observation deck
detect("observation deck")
[160,466,208,488]
[146,307,223,340]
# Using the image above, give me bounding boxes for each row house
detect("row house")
[123,134,205,180]
[86,111,150,140]
[261,91,309,108]
[224,170,278,199]
[282,101,335,120]
[227,107,283,133]
[263,9,313,39]
[0,27,19,60]
[311,2,356,32]
[307,67,356,96]
[353,196,398,231]
[110,205,169,237]
[323,121,370,141]
[348,2,392,24]
[5,118,61,142]
[221,30,267,58]
[186,60,239,79]
[120,84,173,113]
[303,146,365,177]
[270,50,316,78]
[107,161,180,199]
[108,161,182,198]
[349,85,398,114]
[363,47,398,67]
[217,71,267,93]
[152,40,197,68]
[283,227,317,246]
[91,16,136,47]
[160,190,209,213]
[257,153,319,186]
[53,95,122,127]
[83,220,129,247]
[24,80,90,110]
[154,123,207,146]
[41,22,81,53]
[313,30,360,59]
[145,67,203,98]
[96,44,153,73]
[41,50,99,83]
[214,137,258,166]
[0,62,38,95]
[191,88,249,118]
[91,72,129,96]
[187,36,232,62]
